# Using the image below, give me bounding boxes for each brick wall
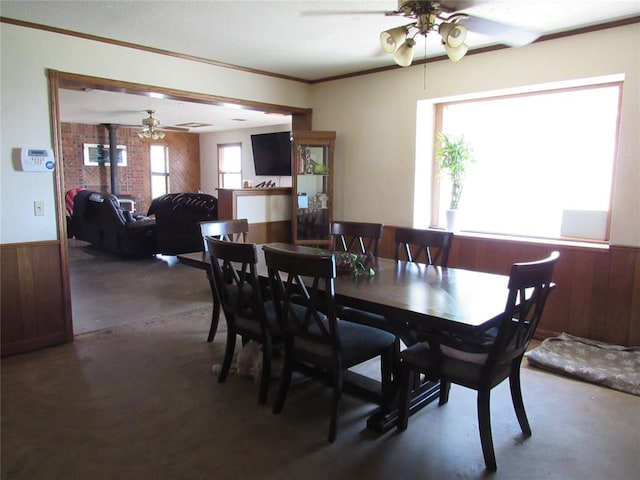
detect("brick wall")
[61,123,200,214]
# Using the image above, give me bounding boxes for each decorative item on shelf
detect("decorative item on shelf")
[435,132,475,232]
[335,252,375,277]
[298,146,314,174]
[313,163,327,174]
[316,193,329,209]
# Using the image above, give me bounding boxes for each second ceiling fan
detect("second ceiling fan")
[136,110,192,140]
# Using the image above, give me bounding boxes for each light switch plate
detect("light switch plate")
[34,200,44,216]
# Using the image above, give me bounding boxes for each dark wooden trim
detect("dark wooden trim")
[310,16,640,84]
[48,69,75,343]
[1,17,312,84]
[54,71,313,118]
[5,15,638,85]
[1,332,70,358]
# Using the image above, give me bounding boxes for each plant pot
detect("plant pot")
[446,209,461,232]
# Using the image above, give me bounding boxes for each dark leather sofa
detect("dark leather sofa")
[147,192,218,255]
[68,190,157,257]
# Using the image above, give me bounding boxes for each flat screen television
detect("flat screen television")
[250,131,292,176]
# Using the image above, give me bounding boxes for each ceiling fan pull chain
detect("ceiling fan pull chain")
[423,40,428,90]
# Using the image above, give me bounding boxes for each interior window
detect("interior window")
[218,143,242,189]
[433,82,621,241]
[150,144,169,198]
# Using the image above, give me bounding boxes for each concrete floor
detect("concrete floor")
[1,241,639,479]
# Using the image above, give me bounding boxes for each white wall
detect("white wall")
[2,22,638,247]
[0,23,310,244]
[311,24,640,247]
[199,124,292,195]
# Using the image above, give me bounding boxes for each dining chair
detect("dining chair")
[205,237,280,405]
[394,227,454,267]
[200,218,249,249]
[329,221,384,257]
[338,225,451,342]
[199,219,250,342]
[263,244,399,443]
[396,251,560,471]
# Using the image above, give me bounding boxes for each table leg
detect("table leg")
[366,379,441,433]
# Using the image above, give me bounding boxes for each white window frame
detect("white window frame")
[218,143,242,189]
[150,144,169,198]
[425,79,622,243]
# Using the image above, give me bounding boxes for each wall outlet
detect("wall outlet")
[34,200,45,216]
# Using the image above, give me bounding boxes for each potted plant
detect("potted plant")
[435,132,475,231]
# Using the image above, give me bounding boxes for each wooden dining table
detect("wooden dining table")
[178,242,510,432]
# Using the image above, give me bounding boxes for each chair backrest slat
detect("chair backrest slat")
[485,251,560,373]
[394,227,454,267]
[200,219,249,251]
[263,245,338,347]
[329,221,383,257]
[205,236,265,324]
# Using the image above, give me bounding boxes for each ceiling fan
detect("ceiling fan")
[312,1,542,67]
[138,110,166,140]
[136,110,192,139]
[384,1,541,65]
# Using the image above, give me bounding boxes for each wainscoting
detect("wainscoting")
[2,229,638,357]
[1,241,72,356]
[379,227,640,347]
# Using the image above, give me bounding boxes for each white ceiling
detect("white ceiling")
[3,0,639,132]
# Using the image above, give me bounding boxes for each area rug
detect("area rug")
[525,332,640,396]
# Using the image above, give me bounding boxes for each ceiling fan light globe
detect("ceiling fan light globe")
[380,26,408,53]
[393,37,416,67]
[445,42,468,62]
[440,22,467,48]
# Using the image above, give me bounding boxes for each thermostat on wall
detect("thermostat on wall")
[20,148,55,172]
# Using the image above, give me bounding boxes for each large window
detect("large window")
[432,81,621,241]
[150,144,169,198]
[218,143,242,189]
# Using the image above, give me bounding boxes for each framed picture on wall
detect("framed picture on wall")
[83,143,127,166]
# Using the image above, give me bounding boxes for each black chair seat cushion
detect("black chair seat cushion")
[401,342,485,387]
[436,326,499,364]
[292,315,396,369]
[403,327,510,389]
[234,300,281,339]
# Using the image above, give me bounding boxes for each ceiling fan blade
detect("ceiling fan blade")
[301,9,389,16]
[440,1,487,13]
[160,126,190,132]
[462,15,541,47]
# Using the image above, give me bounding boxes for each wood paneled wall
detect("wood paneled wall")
[379,227,640,346]
[61,123,200,214]
[1,241,71,356]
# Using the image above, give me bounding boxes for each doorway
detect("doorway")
[49,69,312,337]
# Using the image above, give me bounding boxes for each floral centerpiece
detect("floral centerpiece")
[335,251,375,277]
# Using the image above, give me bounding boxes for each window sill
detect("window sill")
[449,230,610,251]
